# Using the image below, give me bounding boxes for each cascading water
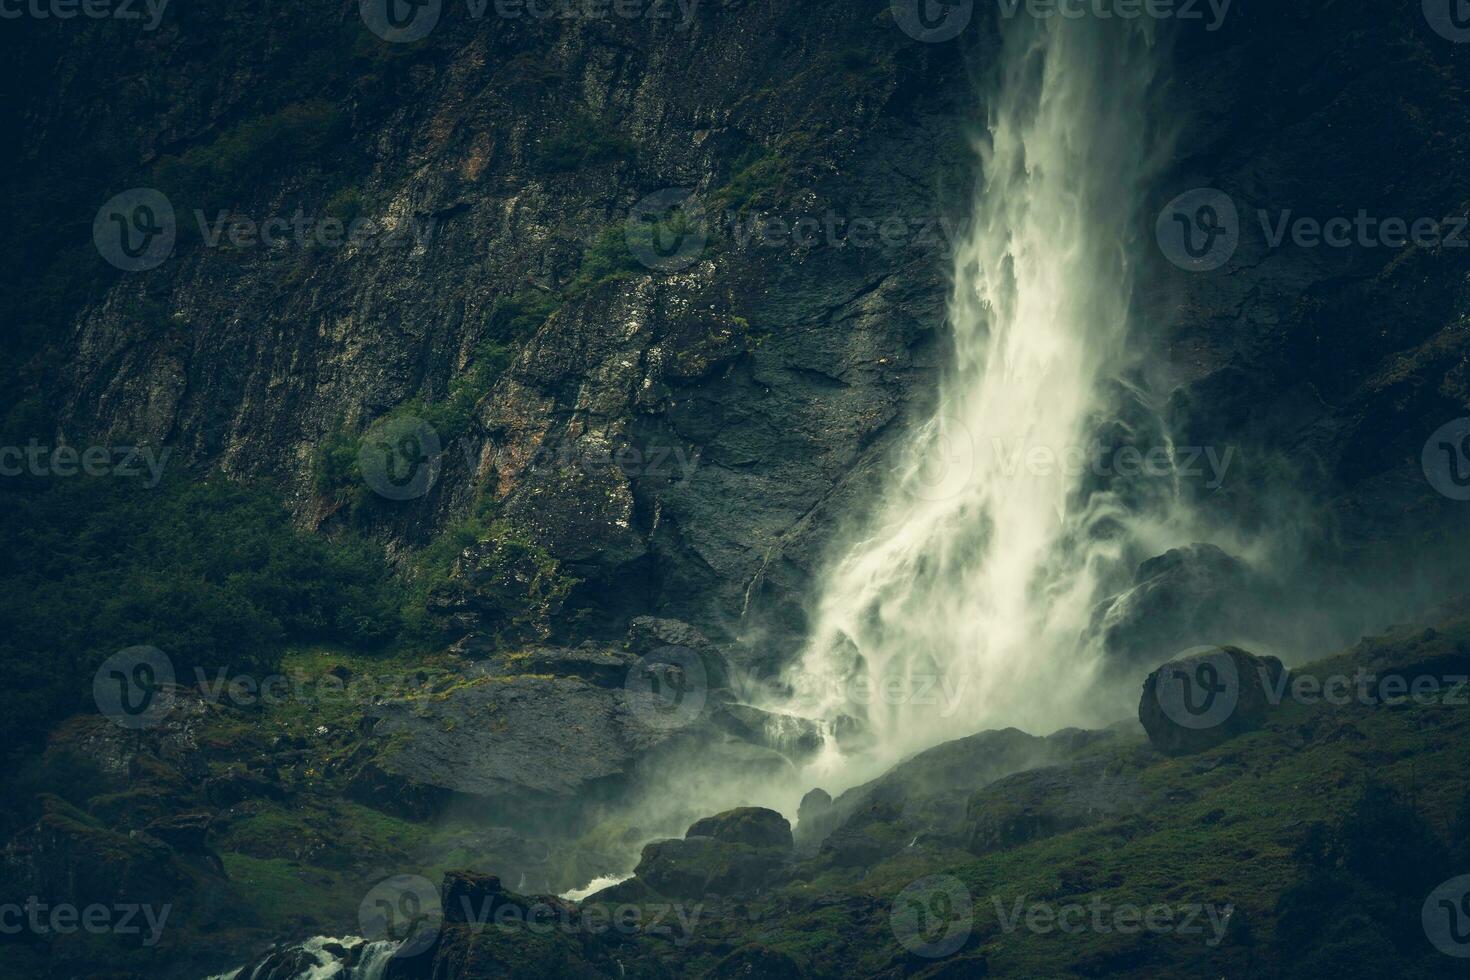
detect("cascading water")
[779,13,1180,789]
[205,936,400,980]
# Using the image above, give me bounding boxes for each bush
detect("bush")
[0,475,403,760]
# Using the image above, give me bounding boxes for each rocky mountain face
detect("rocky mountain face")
[5,2,1470,977]
[7,0,1462,660]
[5,0,976,653]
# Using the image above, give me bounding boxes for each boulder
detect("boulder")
[1139,646,1287,756]
[796,788,833,843]
[441,870,507,924]
[1095,544,1270,677]
[633,836,787,898]
[686,807,793,850]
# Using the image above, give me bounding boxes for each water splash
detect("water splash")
[779,15,1178,789]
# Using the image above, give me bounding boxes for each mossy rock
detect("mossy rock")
[687,807,794,850]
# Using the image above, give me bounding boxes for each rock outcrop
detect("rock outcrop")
[1139,646,1288,756]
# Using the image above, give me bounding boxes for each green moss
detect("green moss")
[154,100,345,205]
[711,147,794,213]
[532,112,636,172]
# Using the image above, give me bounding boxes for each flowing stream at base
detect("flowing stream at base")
[772,13,1182,793]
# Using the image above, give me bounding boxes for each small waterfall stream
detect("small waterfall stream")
[205,936,400,980]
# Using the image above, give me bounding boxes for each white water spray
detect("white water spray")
[779,15,1178,789]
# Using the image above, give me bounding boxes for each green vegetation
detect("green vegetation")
[532,112,637,172]
[711,146,795,212]
[153,100,345,206]
[0,476,403,760]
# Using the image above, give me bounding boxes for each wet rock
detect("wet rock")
[1139,646,1288,756]
[633,836,788,899]
[1,795,189,909]
[205,767,288,808]
[796,788,833,844]
[686,807,793,850]
[427,536,573,645]
[711,704,823,761]
[442,870,507,924]
[1095,544,1270,678]
[628,617,713,655]
[349,666,805,824]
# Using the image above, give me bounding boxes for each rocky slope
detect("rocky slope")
[4,1,1467,655]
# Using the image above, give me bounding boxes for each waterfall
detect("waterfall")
[204,936,402,980]
[779,14,1177,787]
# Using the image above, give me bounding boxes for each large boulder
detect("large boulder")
[1139,646,1287,756]
[686,807,793,850]
[631,808,794,898]
[632,836,788,899]
[1094,545,1271,677]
